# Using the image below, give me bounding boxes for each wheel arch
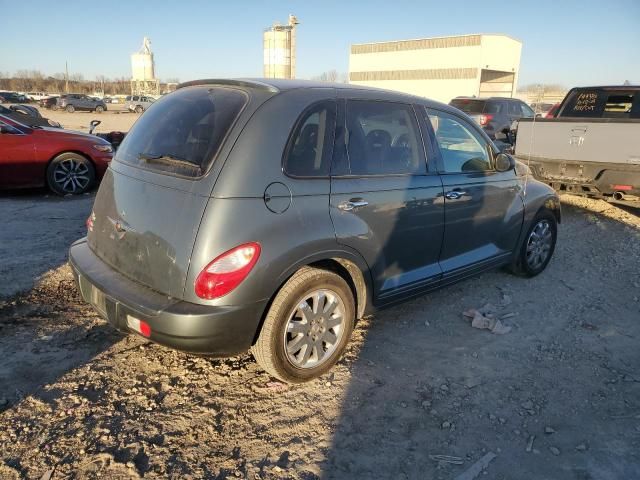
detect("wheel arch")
[536,195,561,224]
[250,251,373,345]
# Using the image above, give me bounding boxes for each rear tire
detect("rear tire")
[252,267,355,383]
[134,105,143,113]
[65,105,75,113]
[46,152,95,195]
[510,210,557,277]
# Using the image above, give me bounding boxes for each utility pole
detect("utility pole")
[65,61,69,93]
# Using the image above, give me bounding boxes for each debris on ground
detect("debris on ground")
[454,452,497,480]
[463,304,512,335]
[526,435,536,452]
[429,454,464,465]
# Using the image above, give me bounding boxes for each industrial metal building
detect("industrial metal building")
[349,34,522,103]
[263,15,299,79]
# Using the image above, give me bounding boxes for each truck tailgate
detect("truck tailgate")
[515,119,640,165]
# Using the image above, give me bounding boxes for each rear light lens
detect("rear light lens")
[612,185,632,191]
[194,242,261,299]
[480,114,494,126]
[86,212,95,232]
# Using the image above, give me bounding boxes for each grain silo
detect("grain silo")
[263,14,298,79]
[131,37,160,96]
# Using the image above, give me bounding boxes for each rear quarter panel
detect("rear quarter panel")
[185,87,373,307]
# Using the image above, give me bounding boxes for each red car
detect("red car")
[0,114,113,194]
[545,103,561,118]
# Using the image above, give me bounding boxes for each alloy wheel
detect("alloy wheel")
[283,289,346,369]
[52,158,91,194]
[526,219,553,270]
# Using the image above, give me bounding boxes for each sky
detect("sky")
[2,0,639,88]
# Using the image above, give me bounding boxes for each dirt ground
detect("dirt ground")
[37,104,138,135]
[0,193,639,480]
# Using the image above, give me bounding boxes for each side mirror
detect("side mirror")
[495,153,516,172]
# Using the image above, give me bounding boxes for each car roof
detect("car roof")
[568,85,640,91]
[177,77,455,112]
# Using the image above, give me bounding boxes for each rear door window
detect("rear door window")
[484,102,503,114]
[508,101,521,115]
[334,100,425,176]
[283,101,336,177]
[115,86,247,177]
[520,102,535,117]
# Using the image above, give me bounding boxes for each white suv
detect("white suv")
[126,95,155,113]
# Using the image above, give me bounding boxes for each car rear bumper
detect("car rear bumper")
[68,238,266,356]
[524,158,640,198]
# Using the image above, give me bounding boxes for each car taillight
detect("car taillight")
[86,212,95,232]
[480,114,494,126]
[194,242,261,299]
[612,185,632,191]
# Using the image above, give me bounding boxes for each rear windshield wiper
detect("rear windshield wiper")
[138,153,202,174]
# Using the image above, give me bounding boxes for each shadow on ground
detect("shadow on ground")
[320,201,640,479]
[0,190,94,298]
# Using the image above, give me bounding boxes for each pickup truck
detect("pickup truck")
[513,86,640,202]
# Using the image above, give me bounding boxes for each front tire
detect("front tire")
[510,210,557,277]
[65,105,75,113]
[46,152,96,195]
[252,267,355,383]
[95,105,104,113]
[134,105,143,113]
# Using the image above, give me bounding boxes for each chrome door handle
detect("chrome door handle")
[338,200,369,211]
[444,190,466,200]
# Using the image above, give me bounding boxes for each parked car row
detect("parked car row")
[0,91,30,103]
[68,79,560,383]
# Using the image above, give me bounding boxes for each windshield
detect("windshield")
[115,86,247,177]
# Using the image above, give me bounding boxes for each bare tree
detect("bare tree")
[311,70,348,83]
[313,70,338,82]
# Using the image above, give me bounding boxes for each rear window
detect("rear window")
[449,99,487,114]
[115,86,247,177]
[560,89,639,118]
